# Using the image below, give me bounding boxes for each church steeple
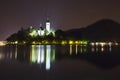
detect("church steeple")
[46,18,50,22]
[46,18,50,34]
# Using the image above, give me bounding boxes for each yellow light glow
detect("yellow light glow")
[83,41,88,45]
[61,41,67,45]
[80,47,83,53]
[15,41,18,44]
[115,42,119,46]
[79,41,83,44]
[31,45,38,63]
[52,40,57,44]
[76,45,78,55]
[70,45,72,55]
[108,42,112,45]
[42,41,49,44]
[100,42,105,47]
[69,41,74,44]
[23,41,26,44]
[75,41,79,44]
[32,41,36,44]
[51,46,55,61]
[0,41,6,46]
[45,41,49,44]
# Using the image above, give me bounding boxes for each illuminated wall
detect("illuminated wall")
[38,29,45,36]
[46,19,51,34]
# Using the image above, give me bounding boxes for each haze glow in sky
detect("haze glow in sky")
[0,0,120,40]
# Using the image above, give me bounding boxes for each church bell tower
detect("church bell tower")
[46,18,50,34]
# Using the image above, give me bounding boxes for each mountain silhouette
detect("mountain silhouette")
[64,19,120,41]
[83,19,120,41]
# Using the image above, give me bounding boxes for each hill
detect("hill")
[63,19,120,41]
[83,19,120,41]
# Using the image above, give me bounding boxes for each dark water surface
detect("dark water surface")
[0,45,120,80]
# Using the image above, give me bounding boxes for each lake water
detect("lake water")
[0,45,120,80]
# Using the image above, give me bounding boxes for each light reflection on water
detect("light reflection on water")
[69,45,112,55]
[0,45,56,70]
[30,45,55,70]
[0,45,120,79]
[0,44,119,70]
[0,45,115,60]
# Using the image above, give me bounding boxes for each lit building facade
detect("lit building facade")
[46,18,51,34]
[29,18,55,37]
[38,27,45,36]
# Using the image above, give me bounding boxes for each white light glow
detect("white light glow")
[41,30,45,36]
[46,45,51,70]
[91,43,95,46]
[38,30,41,36]
[0,41,6,46]
[100,42,105,47]
[101,47,104,52]
[95,42,99,46]
[38,30,45,36]
[37,45,41,63]
[46,22,50,33]
[108,42,112,46]
[30,45,55,70]
[115,42,119,46]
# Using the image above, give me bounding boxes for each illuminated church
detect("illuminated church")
[29,18,55,37]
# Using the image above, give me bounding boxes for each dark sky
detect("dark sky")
[0,0,120,40]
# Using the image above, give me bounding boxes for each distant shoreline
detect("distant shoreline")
[5,40,119,47]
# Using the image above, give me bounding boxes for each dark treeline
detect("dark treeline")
[6,27,55,43]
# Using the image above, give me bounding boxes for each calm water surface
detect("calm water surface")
[0,45,120,80]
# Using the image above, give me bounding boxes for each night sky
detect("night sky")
[0,0,120,40]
